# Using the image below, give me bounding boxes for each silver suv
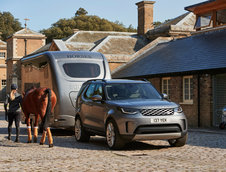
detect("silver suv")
[75,79,188,149]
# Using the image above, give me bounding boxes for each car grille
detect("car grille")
[141,108,174,116]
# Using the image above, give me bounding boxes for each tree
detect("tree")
[41,8,137,43]
[75,8,88,16]
[0,12,22,41]
[153,21,162,28]
[153,19,172,28]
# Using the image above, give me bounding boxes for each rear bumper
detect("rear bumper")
[51,115,75,129]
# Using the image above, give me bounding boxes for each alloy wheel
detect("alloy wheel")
[75,119,81,140]
[106,122,115,147]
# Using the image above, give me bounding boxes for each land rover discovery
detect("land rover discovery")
[75,79,188,149]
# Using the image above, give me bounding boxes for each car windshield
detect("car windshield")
[105,83,162,100]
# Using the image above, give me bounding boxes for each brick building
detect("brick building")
[6,27,46,93]
[113,0,226,128]
[0,39,7,101]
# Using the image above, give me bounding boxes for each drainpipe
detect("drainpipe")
[198,74,201,127]
[24,39,27,56]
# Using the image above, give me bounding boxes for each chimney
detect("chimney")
[136,1,155,35]
[73,29,79,33]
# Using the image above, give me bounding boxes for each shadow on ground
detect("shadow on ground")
[1,113,226,150]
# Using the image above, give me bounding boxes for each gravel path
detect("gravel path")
[0,109,226,172]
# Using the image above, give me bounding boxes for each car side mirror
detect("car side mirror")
[91,95,102,101]
[162,93,169,100]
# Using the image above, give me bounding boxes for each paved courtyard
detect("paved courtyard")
[0,108,226,171]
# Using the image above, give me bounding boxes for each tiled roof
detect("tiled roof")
[0,40,6,48]
[0,40,6,45]
[66,31,135,43]
[53,40,68,51]
[146,12,195,39]
[92,36,149,55]
[65,42,95,51]
[112,28,226,79]
[14,28,44,36]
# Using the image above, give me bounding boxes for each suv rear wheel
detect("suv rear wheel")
[168,133,188,147]
[75,117,90,142]
[106,120,125,150]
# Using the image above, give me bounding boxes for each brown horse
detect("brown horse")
[22,87,57,147]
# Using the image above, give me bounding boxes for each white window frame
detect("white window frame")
[0,52,5,58]
[183,76,193,104]
[162,77,171,97]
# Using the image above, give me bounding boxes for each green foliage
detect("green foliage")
[41,8,137,43]
[153,21,162,28]
[153,19,172,28]
[75,8,88,16]
[0,12,22,41]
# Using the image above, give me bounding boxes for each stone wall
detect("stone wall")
[199,74,212,127]
[17,38,45,57]
[148,74,212,127]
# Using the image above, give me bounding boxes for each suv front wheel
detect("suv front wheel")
[75,117,90,142]
[106,120,125,150]
[168,133,188,147]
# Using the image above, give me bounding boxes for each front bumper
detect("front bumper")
[132,132,182,141]
[113,112,187,140]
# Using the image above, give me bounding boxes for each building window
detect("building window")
[217,9,226,26]
[0,52,5,58]
[183,76,193,103]
[162,77,171,98]
[2,80,6,87]
[195,13,213,29]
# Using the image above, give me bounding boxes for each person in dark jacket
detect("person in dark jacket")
[4,84,22,142]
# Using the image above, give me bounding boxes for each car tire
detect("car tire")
[168,133,188,147]
[105,120,125,150]
[75,117,90,142]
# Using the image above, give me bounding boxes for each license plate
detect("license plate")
[150,118,167,123]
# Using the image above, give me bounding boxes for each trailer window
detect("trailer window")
[63,63,100,78]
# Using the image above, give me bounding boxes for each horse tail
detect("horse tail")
[43,88,52,130]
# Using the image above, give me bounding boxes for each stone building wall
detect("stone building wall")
[17,39,44,57]
[6,29,46,93]
[147,74,212,128]
[0,43,7,101]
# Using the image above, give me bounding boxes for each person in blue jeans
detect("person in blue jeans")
[4,84,22,142]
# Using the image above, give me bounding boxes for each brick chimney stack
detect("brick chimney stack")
[136,1,155,35]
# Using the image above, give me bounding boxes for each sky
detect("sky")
[1,0,205,32]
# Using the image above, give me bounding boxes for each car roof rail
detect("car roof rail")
[86,79,107,83]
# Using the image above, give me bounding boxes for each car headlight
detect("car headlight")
[120,107,139,114]
[174,106,183,113]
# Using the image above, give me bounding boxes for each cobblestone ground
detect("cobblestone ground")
[0,109,226,172]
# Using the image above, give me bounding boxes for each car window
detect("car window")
[94,84,103,97]
[84,84,96,99]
